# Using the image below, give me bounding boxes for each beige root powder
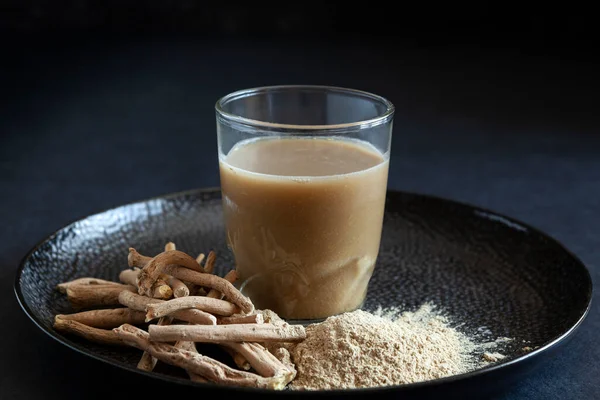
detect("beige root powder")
[287,303,510,390]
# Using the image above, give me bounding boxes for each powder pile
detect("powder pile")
[288,303,507,390]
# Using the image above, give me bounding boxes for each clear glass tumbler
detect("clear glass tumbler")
[215,85,394,321]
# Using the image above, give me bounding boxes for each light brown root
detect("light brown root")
[54,316,125,346]
[57,277,122,294]
[137,316,173,371]
[222,346,251,370]
[167,275,190,298]
[129,248,204,297]
[56,308,146,329]
[190,375,210,383]
[185,252,206,296]
[217,313,264,325]
[137,351,158,371]
[118,269,139,287]
[145,296,238,321]
[120,268,173,299]
[148,323,306,344]
[174,340,197,353]
[221,342,294,379]
[174,339,211,381]
[271,347,296,377]
[129,252,152,267]
[66,284,136,310]
[151,275,173,300]
[165,242,176,252]
[114,324,293,389]
[118,291,216,325]
[117,290,161,310]
[206,270,238,299]
[203,251,216,274]
[163,266,253,314]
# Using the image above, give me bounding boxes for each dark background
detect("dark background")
[1,3,599,399]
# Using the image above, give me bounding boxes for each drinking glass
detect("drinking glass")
[215,85,394,320]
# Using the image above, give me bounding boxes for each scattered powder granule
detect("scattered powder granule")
[288,303,510,391]
[482,352,506,362]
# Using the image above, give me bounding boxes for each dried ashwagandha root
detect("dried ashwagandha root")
[54,244,301,390]
[136,242,188,372]
[137,349,158,371]
[217,313,264,325]
[151,275,173,300]
[65,284,136,310]
[222,346,252,370]
[161,242,189,298]
[129,248,204,294]
[196,263,253,372]
[164,242,176,252]
[185,252,207,296]
[119,269,140,287]
[203,251,217,274]
[119,268,171,299]
[206,269,238,299]
[145,296,239,321]
[128,242,197,299]
[56,277,122,294]
[130,247,205,294]
[137,316,174,371]
[202,265,245,367]
[136,242,187,372]
[54,316,125,346]
[271,347,296,376]
[114,324,295,390]
[118,291,217,325]
[164,266,252,314]
[174,340,211,381]
[148,323,306,344]
[55,308,146,329]
[167,275,190,298]
[220,342,295,380]
[129,248,253,314]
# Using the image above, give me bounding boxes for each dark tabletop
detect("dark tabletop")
[1,34,598,399]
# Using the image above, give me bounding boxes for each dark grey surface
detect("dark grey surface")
[2,38,599,399]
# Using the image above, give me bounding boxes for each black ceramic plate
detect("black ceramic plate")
[15,188,592,398]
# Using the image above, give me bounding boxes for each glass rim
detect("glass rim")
[215,85,395,131]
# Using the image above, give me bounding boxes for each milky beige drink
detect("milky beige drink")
[219,137,389,320]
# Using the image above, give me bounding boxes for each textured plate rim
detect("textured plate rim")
[13,187,594,395]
